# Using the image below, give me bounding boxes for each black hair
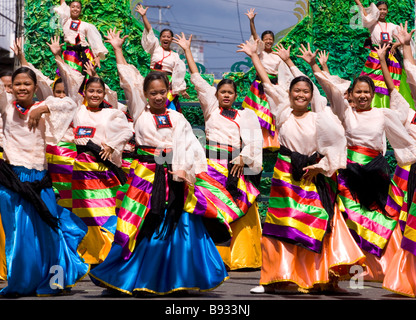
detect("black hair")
[261,30,275,41]
[160,29,174,37]
[0,70,13,78]
[143,71,170,92]
[12,66,37,86]
[376,1,388,8]
[85,76,105,90]
[216,78,237,94]
[52,77,64,91]
[289,76,314,94]
[351,75,375,94]
[70,1,82,7]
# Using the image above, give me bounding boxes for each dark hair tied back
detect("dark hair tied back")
[12,66,37,86]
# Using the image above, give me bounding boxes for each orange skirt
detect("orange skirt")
[362,225,403,282]
[262,127,280,150]
[382,247,416,297]
[259,207,366,291]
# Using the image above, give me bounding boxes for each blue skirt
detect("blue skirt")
[0,166,90,296]
[90,211,228,295]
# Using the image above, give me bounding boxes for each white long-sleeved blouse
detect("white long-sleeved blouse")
[263,80,347,177]
[0,80,77,171]
[314,71,416,167]
[56,59,132,167]
[116,63,207,183]
[141,28,187,95]
[190,73,263,174]
[54,2,108,60]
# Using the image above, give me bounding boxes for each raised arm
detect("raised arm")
[172,32,198,74]
[10,37,28,67]
[136,4,152,33]
[354,0,367,16]
[375,43,395,94]
[237,39,270,85]
[394,21,415,65]
[245,8,259,40]
[104,28,128,65]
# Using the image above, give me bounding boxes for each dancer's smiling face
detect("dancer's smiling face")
[12,72,37,107]
[377,4,388,22]
[70,1,82,20]
[160,30,173,51]
[289,80,312,113]
[351,81,374,111]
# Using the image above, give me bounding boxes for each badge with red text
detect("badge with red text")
[154,113,172,129]
[74,126,96,139]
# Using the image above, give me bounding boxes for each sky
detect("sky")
[133,0,299,77]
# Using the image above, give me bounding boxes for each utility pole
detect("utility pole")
[145,5,171,31]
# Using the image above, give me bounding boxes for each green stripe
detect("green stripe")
[120,195,148,219]
[268,196,328,220]
[339,195,397,231]
[347,149,374,165]
[72,187,119,200]
[206,144,231,154]
[57,141,77,151]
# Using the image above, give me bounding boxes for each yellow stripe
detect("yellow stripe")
[73,206,116,218]
[242,102,274,125]
[404,225,416,242]
[346,219,388,248]
[133,162,156,184]
[265,214,325,240]
[75,160,110,172]
[183,184,199,214]
[273,166,319,193]
[46,154,75,165]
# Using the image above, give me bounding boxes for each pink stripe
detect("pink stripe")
[267,206,327,231]
[346,208,392,239]
[73,197,116,208]
[198,187,240,221]
[274,157,291,174]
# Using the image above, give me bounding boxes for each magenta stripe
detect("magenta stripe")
[271,178,320,200]
[73,197,116,208]
[263,222,323,253]
[394,165,410,181]
[81,216,110,227]
[72,169,116,181]
[48,163,74,175]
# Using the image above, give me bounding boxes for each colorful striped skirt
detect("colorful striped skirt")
[242,77,279,149]
[90,146,229,294]
[382,191,416,297]
[71,150,125,264]
[263,148,338,254]
[46,141,77,210]
[337,146,400,259]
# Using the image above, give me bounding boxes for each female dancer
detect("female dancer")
[89,28,228,296]
[312,42,416,282]
[136,4,188,111]
[239,40,366,293]
[48,36,133,265]
[54,0,108,78]
[242,8,290,149]
[174,33,264,270]
[0,66,89,296]
[354,0,413,108]
[382,22,416,298]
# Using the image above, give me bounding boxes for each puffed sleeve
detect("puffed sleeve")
[56,58,84,104]
[141,28,159,55]
[312,107,347,176]
[404,59,416,104]
[171,112,207,183]
[383,108,416,166]
[263,82,292,129]
[360,3,380,29]
[54,1,70,26]
[41,95,78,145]
[314,71,351,124]
[117,63,146,122]
[389,89,411,125]
[239,109,263,174]
[288,65,328,113]
[0,80,9,114]
[190,73,219,120]
[27,63,54,101]
[104,110,133,167]
[171,58,187,95]
[85,23,108,60]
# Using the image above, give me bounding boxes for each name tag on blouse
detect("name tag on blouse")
[13,101,30,115]
[74,126,96,139]
[70,20,81,31]
[220,108,238,120]
[380,32,390,42]
[154,114,172,129]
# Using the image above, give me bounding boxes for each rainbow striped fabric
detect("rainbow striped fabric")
[338,146,399,257]
[402,194,416,256]
[390,164,411,232]
[262,152,336,253]
[114,146,245,260]
[62,47,94,75]
[360,49,402,96]
[46,141,77,210]
[242,79,276,136]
